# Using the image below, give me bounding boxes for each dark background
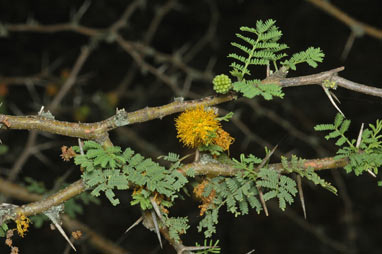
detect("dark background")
[0,0,382,253]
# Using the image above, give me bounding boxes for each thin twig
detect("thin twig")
[49,45,93,112]
[243,100,327,156]
[5,23,103,37]
[331,170,358,252]
[269,201,353,253]
[110,0,143,33]
[7,131,38,181]
[143,0,177,43]
[307,0,382,40]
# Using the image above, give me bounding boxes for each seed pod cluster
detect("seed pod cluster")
[212,74,232,94]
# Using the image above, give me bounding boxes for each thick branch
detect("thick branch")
[0,94,235,139]
[0,155,349,254]
[0,178,127,254]
[13,179,86,217]
[1,66,381,140]
[0,155,348,222]
[280,67,345,87]
[180,156,349,176]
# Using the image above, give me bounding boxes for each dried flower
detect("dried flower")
[60,146,76,161]
[71,230,82,240]
[15,213,30,237]
[193,180,216,216]
[213,128,235,151]
[175,106,220,148]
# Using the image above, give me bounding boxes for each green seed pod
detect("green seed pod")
[212,74,232,94]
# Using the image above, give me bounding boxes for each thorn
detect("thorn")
[179,245,220,253]
[194,149,200,162]
[356,123,364,148]
[341,31,356,61]
[78,138,84,155]
[255,145,278,171]
[125,216,143,234]
[329,90,341,104]
[150,197,163,221]
[38,106,45,115]
[322,85,345,117]
[151,210,163,249]
[367,169,377,178]
[355,124,374,177]
[254,146,278,217]
[257,186,269,216]
[297,175,307,219]
[44,207,76,252]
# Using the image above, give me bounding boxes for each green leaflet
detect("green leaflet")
[0,223,8,237]
[163,216,190,243]
[73,141,188,207]
[232,80,284,100]
[281,47,324,70]
[281,155,337,195]
[74,142,190,241]
[195,239,221,254]
[223,19,324,100]
[315,113,382,178]
[197,209,219,238]
[256,168,297,211]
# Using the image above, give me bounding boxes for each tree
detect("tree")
[0,1,381,253]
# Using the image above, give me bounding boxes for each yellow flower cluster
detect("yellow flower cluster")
[15,212,30,237]
[175,106,234,151]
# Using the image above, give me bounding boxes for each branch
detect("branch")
[62,215,128,254]
[269,201,352,253]
[2,67,381,140]
[333,76,382,98]
[4,23,103,37]
[0,94,235,139]
[180,156,349,177]
[0,155,348,226]
[278,67,345,87]
[48,45,93,112]
[13,179,86,217]
[306,0,382,40]
[280,67,382,98]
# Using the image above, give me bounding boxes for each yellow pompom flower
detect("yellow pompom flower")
[175,106,220,148]
[175,106,235,151]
